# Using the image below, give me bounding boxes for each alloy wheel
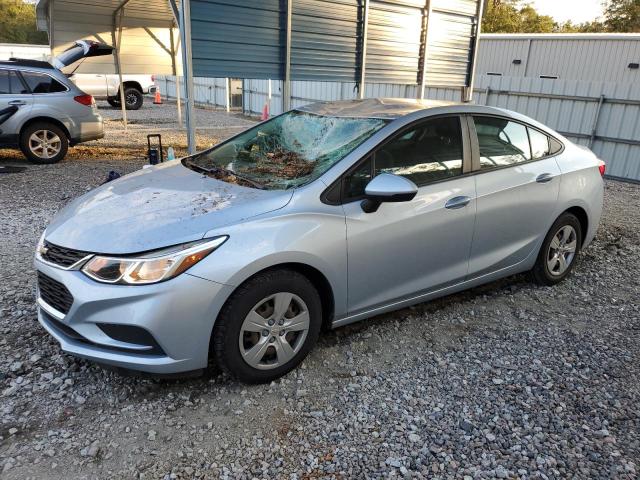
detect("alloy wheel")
[28,130,61,160]
[547,225,578,276]
[126,92,138,107]
[239,292,310,370]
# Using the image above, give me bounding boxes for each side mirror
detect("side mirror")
[361,173,418,213]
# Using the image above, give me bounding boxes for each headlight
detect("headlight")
[82,236,228,285]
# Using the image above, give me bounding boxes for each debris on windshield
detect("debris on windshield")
[188,111,388,190]
[204,169,257,189]
[250,149,316,179]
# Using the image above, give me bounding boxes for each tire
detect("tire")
[123,87,143,110]
[532,213,583,286]
[19,122,68,164]
[107,97,120,108]
[212,269,322,384]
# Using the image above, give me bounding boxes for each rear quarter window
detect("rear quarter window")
[21,72,67,94]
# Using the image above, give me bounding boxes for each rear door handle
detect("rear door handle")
[445,196,472,210]
[536,173,555,183]
[8,100,26,106]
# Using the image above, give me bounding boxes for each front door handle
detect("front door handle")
[445,196,472,210]
[8,100,26,106]
[536,173,555,183]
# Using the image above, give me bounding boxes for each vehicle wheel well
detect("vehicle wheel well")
[121,81,142,93]
[20,117,70,141]
[225,263,335,330]
[565,206,589,243]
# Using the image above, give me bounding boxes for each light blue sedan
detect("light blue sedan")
[35,98,605,383]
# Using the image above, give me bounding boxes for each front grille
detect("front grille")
[41,242,89,268]
[38,272,74,314]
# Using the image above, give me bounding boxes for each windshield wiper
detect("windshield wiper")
[184,159,266,190]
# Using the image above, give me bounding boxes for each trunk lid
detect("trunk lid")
[52,40,114,70]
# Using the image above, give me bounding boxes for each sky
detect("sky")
[528,0,605,24]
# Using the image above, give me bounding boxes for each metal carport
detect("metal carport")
[37,0,484,154]
[36,0,184,129]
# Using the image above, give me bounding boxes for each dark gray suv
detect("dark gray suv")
[0,41,111,163]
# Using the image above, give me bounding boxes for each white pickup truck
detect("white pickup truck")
[68,73,157,110]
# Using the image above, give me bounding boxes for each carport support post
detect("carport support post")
[170,26,182,127]
[358,0,369,100]
[179,0,196,154]
[113,7,128,129]
[463,0,485,103]
[418,1,433,100]
[283,0,292,112]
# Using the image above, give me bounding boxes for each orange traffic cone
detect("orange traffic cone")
[153,88,162,105]
[261,102,269,120]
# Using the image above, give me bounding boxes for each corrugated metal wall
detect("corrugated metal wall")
[291,0,359,81]
[476,34,640,84]
[191,0,284,79]
[189,0,481,86]
[426,0,478,86]
[365,0,423,84]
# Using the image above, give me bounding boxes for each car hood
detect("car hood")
[45,160,293,254]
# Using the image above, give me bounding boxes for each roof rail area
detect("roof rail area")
[0,58,54,69]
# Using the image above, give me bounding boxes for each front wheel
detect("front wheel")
[212,269,322,384]
[532,213,582,286]
[19,122,68,164]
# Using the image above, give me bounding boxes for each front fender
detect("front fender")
[187,211,349,319]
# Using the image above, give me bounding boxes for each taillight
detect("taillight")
[598,160,606,177]
[74,94,94,107]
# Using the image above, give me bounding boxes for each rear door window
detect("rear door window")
[474,117,531,169]
[21,72,67,94]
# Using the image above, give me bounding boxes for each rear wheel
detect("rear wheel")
[107,88,143,110]
[123,87,143,110]
[532,213,582,286]
[19,122,68,164]
[212,269,322,384]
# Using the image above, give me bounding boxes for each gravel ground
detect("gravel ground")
[0,100,254,163]
[0,139,639,478]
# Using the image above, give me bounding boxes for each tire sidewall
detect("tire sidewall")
[535,213,583,285]
[124,88,143,110]
[214,271,322,384]
[20,122,68,164]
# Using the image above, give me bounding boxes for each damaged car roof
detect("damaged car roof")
[296,98,460,120]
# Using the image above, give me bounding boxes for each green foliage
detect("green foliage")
[482,0,640,33]
[604,0,640,32]
[0,0,48,45]
[482,0,556,33]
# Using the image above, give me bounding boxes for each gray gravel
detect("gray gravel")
[0,145,639,479]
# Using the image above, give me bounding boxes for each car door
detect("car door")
[342,115,477,315]
[467,115,562,278]
[0,69,33,144]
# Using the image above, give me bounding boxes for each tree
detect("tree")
[482,0,556,33]
[604,0,640,32]
[0,0,48,45]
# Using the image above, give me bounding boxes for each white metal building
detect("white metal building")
[476,33,640,83]
[0,43,51,61]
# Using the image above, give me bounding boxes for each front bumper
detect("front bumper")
[35,258,234,374]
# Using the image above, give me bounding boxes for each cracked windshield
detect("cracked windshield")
[186,111,388,190]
